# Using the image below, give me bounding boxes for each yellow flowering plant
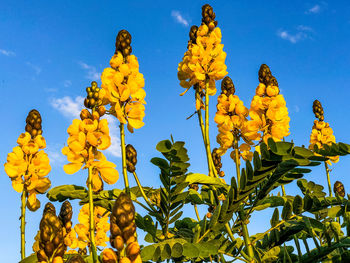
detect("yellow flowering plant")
[4,110,51,260]
[6,4,350,263]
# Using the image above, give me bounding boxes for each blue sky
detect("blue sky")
[1,0,350,261]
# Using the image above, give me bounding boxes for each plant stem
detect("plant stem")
[302,238,310,255]
[233,138,241,183]
[197,109,218,177]
[194,204,201,222]
[132,171,157,212]
[204,80,214,177]
[233,136,253,260]
[293,235,302,262]
[20,189,26,260]
[120,123,130,195]
[281,185,286,196]
[224,223,235,242]
[324,162,333,197]
[87,166,97,263]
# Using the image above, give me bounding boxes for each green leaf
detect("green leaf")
[150,157,169,169]
[271,208,279,227]
[177,173,228,188]
[328,206,342,218]
[171,242,183,258]
[169,211,183,224]
[46,185,87,202]
[183,243,200,258]
[161,243,172,261]
[19,254,37,263]
[156,140,172,153]
[152,246,161,261]
[292,195,303,215]
[282,201,292,220]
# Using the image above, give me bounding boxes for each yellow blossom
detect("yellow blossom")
[74,204,110,249]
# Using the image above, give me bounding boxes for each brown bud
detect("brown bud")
[334,181,345,197]
[126,144,137,173]
[25,109,43,138]
[98,106,106,117]
[313,100,324,121]
[221,76,235,96]
[80,109,91,120]
[113,235,125,251]
[115,30,132,57]
[189,25,198,44]
[126,241,140,259]
[201,4,217,28]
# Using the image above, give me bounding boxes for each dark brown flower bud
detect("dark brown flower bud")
[37,208,65,260]
[85,82,101,109]
[66,254,85,263]
[189,25,198,44]
[110,193,136,251]
[115,29,132,57]
[313,100,324,121]
[126,144,137,173]
[201,4,218,29]
[43,202,56,215]
[334,181,345,197]
[212,148,223,175]
[58,201,73,233]
[25,109,43,138]
[78,247,87,255]
[221,76,235,96]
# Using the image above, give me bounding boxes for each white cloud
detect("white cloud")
[171,10,189,27]
[78,61,100,81]
[294,105,300,113]
[0,49,15,56]
[50,96,84,118]
[26,62,41,75]
[50,96,121,157]
[64,80,72,88]
[307,4,321,14]
[46,144,65,166]
[277,25,313,43]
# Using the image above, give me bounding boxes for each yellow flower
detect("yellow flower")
[62,114,117,190]
[101,50,146,131]
[178,24,227,97]
[309,120,339,165]
[74,204,110,249]
[17,132,31,146]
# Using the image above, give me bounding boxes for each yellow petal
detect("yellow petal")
[63,163,83,174]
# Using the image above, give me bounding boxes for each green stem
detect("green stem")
[132,171,157,212]
[240,217,254,261]
[224,223,235,242]
[87,167,97,263]
[233,136,253,260]
[120,123,130,195]
[20,189,26,260]
[233,138,241,183]
[302,238,310,255]
[281,185,286,196]
[194,204,201,222]
[204,80,214,177]
[197,109,218,177]
[324,162,333,197]
[293,235,302,262]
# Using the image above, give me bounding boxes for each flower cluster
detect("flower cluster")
[309,120,339,165]
[178,4,227,104]
[73,204,110,250]
[214,77,260,162]
[250,64,290,143]
[309,101,339,165]
[62,108,118,192]
[4,110,51,211]
[101,30,146,133]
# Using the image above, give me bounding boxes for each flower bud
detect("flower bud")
[25,109,43,138]
[334,181,345,197]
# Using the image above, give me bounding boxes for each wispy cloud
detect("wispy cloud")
[171,10,189,27]
[63,80,72,88]
[46,144,66,166]
[306,4,321,14]
[277,25,313,43]
[0,48,15,56]
[51,96,84,118]
[26,62,41,75]
[78,61,100,81]
[50,96,121,157]
[294,105,300,113]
